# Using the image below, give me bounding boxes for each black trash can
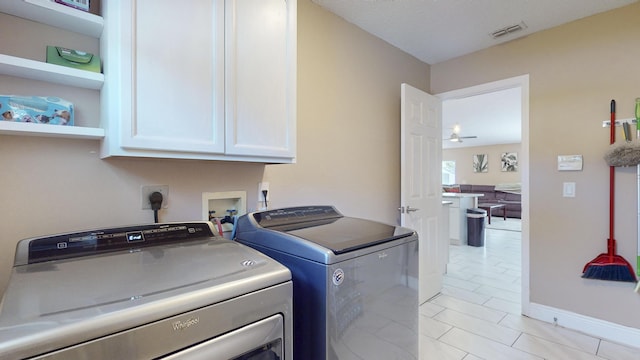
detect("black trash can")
[467,208,486,247]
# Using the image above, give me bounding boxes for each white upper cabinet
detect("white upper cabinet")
[101,0,225,156]
[100,0,296,163]
[225,0,296,159]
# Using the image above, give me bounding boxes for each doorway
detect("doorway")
[436,74,530,312]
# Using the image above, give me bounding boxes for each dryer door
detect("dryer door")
[162,314,283,359]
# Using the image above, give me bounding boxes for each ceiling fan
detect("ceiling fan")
[444,124,478,143]
[446,133,478,143]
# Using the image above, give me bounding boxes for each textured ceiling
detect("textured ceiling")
[312,0,637,148]
[312,0,637,64]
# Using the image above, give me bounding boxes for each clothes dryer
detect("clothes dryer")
[235,206,419,360]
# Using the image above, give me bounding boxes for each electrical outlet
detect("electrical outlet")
[258,182,270,210]
[141,185,169,209]
[258,182,270,201]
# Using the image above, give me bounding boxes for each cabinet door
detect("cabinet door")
[116,0,225,154]
[224,0,296,158]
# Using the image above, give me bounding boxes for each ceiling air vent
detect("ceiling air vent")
[491,22,527,39]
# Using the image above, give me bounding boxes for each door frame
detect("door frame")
[435,74,530,315]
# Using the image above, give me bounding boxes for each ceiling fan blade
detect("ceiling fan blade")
[459,135,478,139]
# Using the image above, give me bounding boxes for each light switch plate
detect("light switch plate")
[563,182,576,197]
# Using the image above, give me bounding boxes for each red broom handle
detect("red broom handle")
[609,166,615,256]
[609,100,615,256]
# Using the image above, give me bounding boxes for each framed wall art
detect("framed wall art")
[501,152,518,172]
[473,154,488,173]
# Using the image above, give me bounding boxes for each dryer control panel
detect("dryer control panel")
[14,222,216,265]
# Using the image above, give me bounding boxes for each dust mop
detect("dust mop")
[583,100,637,282]
[603,112,640,167]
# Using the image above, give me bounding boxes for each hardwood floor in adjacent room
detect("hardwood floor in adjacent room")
[419,219,640,360]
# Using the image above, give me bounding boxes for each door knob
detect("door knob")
[406,206,420,213]
[398,206,420,213]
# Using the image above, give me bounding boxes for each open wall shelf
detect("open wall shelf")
[0,121,104,139]
[0,0,103,38]
[0,54,104,89]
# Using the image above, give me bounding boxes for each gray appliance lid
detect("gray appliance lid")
[270,217,412,253]
[248,206,415,254]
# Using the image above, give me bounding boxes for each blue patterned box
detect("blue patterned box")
[0,96,74,126]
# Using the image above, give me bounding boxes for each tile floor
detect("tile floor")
[419,219,640,360]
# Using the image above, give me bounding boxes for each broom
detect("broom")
[582,100,637,282]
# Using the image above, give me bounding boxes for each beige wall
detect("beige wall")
[444,143,521,185]
[433,4,640,328]
[0,135,266,292]
[0,1,429,294]
[264,0,430,224]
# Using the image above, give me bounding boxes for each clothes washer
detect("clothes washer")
[235,206,419,360]
[0,222,292,359]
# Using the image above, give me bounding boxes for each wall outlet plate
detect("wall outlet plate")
[258,182,269,199]
[141,185,169,209]
[258,182,270,210]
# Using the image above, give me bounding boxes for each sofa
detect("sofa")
[445,184,522,219]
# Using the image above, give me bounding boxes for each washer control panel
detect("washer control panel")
[16,222,216,265]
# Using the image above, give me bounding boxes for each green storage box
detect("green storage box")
[46,46,101,73]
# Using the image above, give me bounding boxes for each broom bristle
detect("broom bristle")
[582,264,637,282]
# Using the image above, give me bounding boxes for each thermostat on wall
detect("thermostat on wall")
[558,155,583,171]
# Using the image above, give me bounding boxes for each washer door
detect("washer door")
[162,314,283,359]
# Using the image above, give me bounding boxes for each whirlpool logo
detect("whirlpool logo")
[332,268,344,286]
[172,317,199,331]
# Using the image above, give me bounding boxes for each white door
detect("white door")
[400,83,442,304]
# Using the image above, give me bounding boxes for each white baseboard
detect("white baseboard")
[526,302,640,349]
